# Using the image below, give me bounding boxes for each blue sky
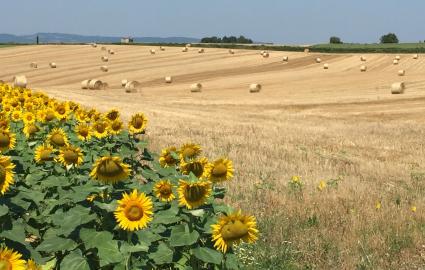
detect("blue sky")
[1,0,424,44]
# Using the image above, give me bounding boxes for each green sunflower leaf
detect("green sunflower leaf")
[192,247,223,265]
[60,249,90,270]
[170,224,200,247]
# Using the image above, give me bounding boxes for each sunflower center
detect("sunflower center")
[212,163,228,177]
[0,121,8,129]
[79,128,89,137]
[164,153,175,164]
[125,205,143,221]
[98,159,124,177]
[11,101,18,107]
[64,150,79,163]
[45,112,55,121]
[57,107,66,115]
[40,150,53,161]
[186,162,204,178]
[51,133,65,146]
[182,148,196,159]
[159,185,172,196]
[107,112,118,121]
[132,117,144,129]
[0,165,6,183]
[18,97,25,103]
[111,122,121,131]
[27,124,39,134]
[95,124,105,133]
[184,185,206,202]
[0,134,10,147]
[221,220,249,241]
[0,260,12,270]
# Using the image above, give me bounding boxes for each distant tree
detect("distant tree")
[237,35,253,44]
[329,36,342,44]
[201,35,253,44]
[380,33,399,44]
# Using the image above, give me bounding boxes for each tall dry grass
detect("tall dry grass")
[145,102,425,269]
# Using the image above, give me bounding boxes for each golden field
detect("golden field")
[1,45,425,269]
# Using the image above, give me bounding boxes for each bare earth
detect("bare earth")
[1,45,424,269]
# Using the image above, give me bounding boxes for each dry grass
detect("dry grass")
[1,45,425,269]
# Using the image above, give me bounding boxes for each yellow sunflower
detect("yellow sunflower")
[211,210,259,253]
[22,112,36,124]
[0,155,16,195]
[128,113,148,134]
[46,128,69,148]
[43,109,56,123]
[179,143,202,161]
[2,104,13,115]
[10,110,22,122]
[108,119,123,135]
[75,109,90,123]
[205,158,234,183]
[0,246,26,270]
[180,157,209,179]
[114,189,153,231]
[177,180,212,209]
[90,156,131,184]
[159,146,179,168]
[53,102,70,120]
[35,110,47,123]
[105,109,120,122]
[68,101,80,112]
[153,180,175,202]
[0,119,9,130]
[34,144,55,163]
[0,129,16,152]
[57,145,84,167]
[23,123,40,138]
[92,120,109,139]
[27,259,42,270]
[75,123,92,141]
[24,102,34,112]
[10,99,20,109]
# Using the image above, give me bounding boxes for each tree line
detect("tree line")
[200,35,253,44]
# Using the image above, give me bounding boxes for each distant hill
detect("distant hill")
[0,33,200,44]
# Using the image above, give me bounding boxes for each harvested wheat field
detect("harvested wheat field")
[1,44,425,269]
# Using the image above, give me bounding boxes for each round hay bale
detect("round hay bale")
[185,44,191,48]
[160,46,165,51]
[360,65,367,72]
[413,54,419,59]
[125,81,140,93]
[91,43,97,48]
[190,83,202,92]
[101,82,109,89]
[249,83,262,93]
[165,76,173,83]
[182,47,188,52]
[101,56,109,62]
[316,58,322,63]
[395,55,401,60]
[282,56,289,62]
[101,46,107,51]
[30,62,38,68]
[323,63,329,69]
[393,59,399,65]
[13,75,27,88]
[121,79,128,87]
[88,79,103,90]
[198,48,205,53]
[360,56,367,62]
[398,69,405,76]
[150,49,156,55]
[304,48,310,53]
[391,82,405,94]
[100,66,108,72]
[108,49,115,55]
[81,80,90,89]
[49,62,57,68]
[262,52,269,58]
[260,50,265,55]
[229,49,235,54]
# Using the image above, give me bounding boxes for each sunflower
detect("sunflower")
[27,259,42,270]
[34,144,55,163]
[35,110,47,123]
[0,129,16,152]
[153,180,175,202]
[105,109,120,121]
[211,210,259,253]
[0,246,26,270]
[92,120,109,139]
[179,143,202,161]
[159,146,179,168]
[75,123,92,141]
[68,101,80,112]
[23,123,40,138]
[43,109,56,123]
[177,180,212,209]
[57,145,84,167]
[10,99,20,109]
[22,112,36,124]
[75,109,90,123]
[90,156,131,184]
[0,119,9,130]
[2,104,13,115]
[180,157,209,179]
[108,119,123,135]
[53,102,70,120]
[10,110,22,122]
[114,189,153,231]
[24,102,34,112]
[128,113,148,134]
[205,158,234,183]
[0,155,16,195]
[46,128,68,148]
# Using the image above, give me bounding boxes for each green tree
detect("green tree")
[380,33,399,44]
[329,36,342,44]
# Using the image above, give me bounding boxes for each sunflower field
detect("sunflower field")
[0,83,258,270]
